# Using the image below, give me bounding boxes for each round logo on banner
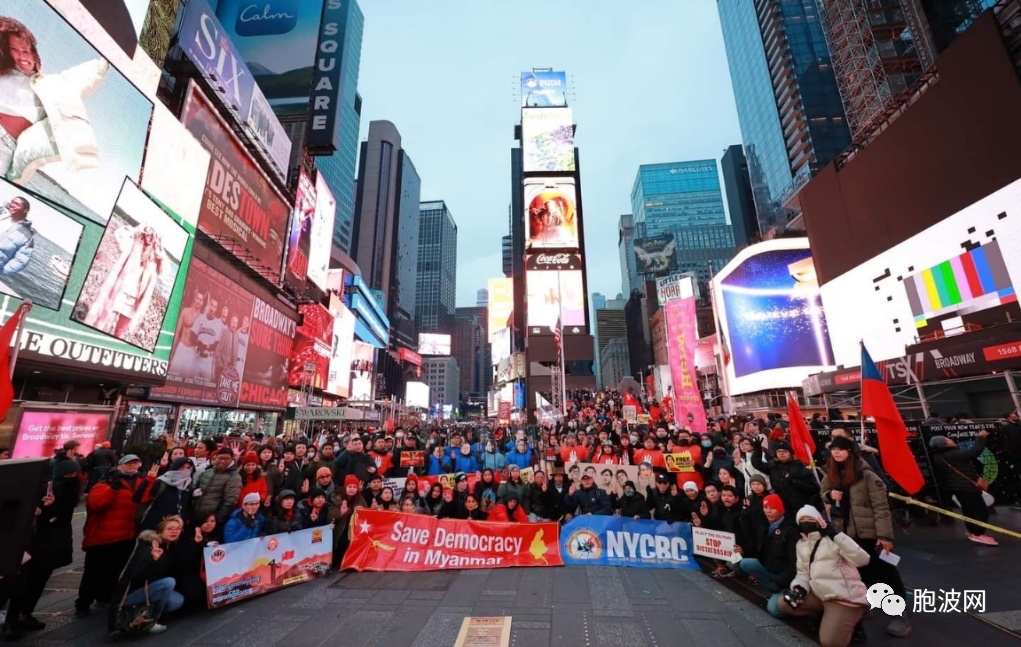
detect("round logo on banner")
[266,537,279,552]
[210,547,227,564]
[566,529,602,560]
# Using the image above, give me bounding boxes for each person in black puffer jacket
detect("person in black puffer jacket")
[646,473,681,521]
[573,473,611,515]
[930,431,997,545]
[135,458,195,531]
[263,490,303,534]
[751,440,819,514]
[613,481,650,520]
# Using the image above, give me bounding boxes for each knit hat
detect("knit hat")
[749,474,767,487]
[100,441,111,449]
[242,451,259,466]
[623,480,637,490]
[774,441,793,454]
[216,447,233,457]
[344,475,360,489]
[278,489,297,501]
[681,480,698,492]
[284,445,297,454]
[795,505,825,524]
[308,487,326,501]
[53,458,80,480]
[368,473,383,483]
[169,457,191,471]
[316,467,333,480]
[829,436,856,452]
[242,492,261,505]
[929,435,950,449]
[763,494,784,514]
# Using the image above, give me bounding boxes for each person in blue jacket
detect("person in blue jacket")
[223,493,265,543]
[452,443,480,474]
[427,444,451,475]
[506,439,533,470]
[479,439,506,471]
[0,196,35,274]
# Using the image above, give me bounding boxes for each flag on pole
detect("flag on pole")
[786,391,816,465]
[860,343,925,494]
[0,303,30,421]
[550,315,562,349]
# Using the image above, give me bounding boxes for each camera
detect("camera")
[782,587,807,608]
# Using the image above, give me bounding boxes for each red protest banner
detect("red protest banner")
[341,509,563,572]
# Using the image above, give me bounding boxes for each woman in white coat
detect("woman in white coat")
[776,505,871,647]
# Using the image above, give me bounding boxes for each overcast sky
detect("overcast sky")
[356,0,742,306]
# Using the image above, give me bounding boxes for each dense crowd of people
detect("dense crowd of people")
[0,388,1012,645]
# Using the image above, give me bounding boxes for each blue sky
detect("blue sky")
[356,0,743,306]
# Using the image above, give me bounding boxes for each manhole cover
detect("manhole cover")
[331,570,457,591]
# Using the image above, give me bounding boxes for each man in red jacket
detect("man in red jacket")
[75,454,153,618]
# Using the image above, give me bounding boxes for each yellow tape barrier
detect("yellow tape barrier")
[888,492,1021,540]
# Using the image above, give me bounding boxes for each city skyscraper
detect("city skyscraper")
[422,356,460,409]
[351,121,421,349]
[720,145,759,248]
[477,289,489,306]
[453,312,484,401]
[630,161,727,237]
[456,306,492,399]
[718,0,851,237]
[618,214,637,296]
[415,200,458,335]
[673,224,737,299]
[594,298,627,388]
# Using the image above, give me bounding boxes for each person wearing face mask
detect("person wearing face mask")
[480,440,507,471]
[612,480,649,520]
[776,506,870,647]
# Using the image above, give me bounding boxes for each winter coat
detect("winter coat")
[751,448,819,513]
[574,484,611,515]
[751,516,799,586]
[488,503,528,523]
[303,457,338,484]
[0,219,34,274]
[932,437,988,492]
[223,508,265,543]
[546,483,574,520]
[278,460,307,494]
[479,451,507,472]
[194,465,242,525]
[111,530,184,606]
[264,506,303,534]
[713,502,749,548]
[32,474,78,568]
[238,475,270,508]
[334,450,378,483]
[452,452,480,474]
[614,492,650,519]
[505,448,533,470]
[525,482,552,519]
[426,454,452,475]
[791,531,870,605]
[743,492,767,554]
[820,461,893,540]
[297,501,331,528]
[496,479,528,510]
[261,461,280,503]
[134,477,194,531]
[83,472,150,548]
[646,486,682,522]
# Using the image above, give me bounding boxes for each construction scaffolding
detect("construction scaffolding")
[817,0,931,143]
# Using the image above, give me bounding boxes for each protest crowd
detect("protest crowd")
[0,387,1016,646]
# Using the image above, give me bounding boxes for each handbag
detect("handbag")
[114,581,157,634]
[939,458,988,491]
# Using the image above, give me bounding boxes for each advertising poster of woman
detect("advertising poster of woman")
[72,180,188,351]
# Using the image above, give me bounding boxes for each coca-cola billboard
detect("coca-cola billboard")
[527,253,583,271]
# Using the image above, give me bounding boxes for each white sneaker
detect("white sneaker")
[147,623,168,634]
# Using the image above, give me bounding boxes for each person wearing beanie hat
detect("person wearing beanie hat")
[223,488,265,544]
[613,479,650,520]
[930,428,997,546]
[264,489,301,535]
[237,450,268,512]
[822,429,913,638]
[329,471,367,567]
[751,433,819,516]
[312,466,336,499]
[298,487,330,528]
[763,493,784,514]
[736,489,800,608]
[777,504,871,647]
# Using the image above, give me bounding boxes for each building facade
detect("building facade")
[456,306,492,398]
[718,0,851,237]
[392,154,421,349]
[477,289,489,306]
[600,339,631,391]
[630,161,727,237]
[673,224,737,300]
[453,313,485,401]
[423,356,460,409]
[594,303,628,388]
[618,214,637,297]
[415,200,458,334]
[720,144,760,247]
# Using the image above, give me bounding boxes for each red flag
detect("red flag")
[786,391,816,465]
[861,344,925,494]
[0,303,30,421]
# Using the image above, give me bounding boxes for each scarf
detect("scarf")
[158,469,193,491]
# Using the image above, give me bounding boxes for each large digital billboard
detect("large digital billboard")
[326,303,355,397]
[522,108,575,173]
[181,83,289,281]
[284,169,315,289]
[309,171,336,290]
[487,277,513,341]
[491,327,512,365]
[0,179,84,310]
[406,381,430,409]
[72,180,189,352]
[525,269,586,329]
[1,1,153,225]
[712,239,835,395]
[350,340,374,403]
[419,333,452,356]
[634,234,679,274]
[152,258,295,409]
[177,0,291,179]
[141,105,209,229]
[287,304,332,390]
[212,0,326,118]
[525,178,578,250]
[820,177,1021,366]
[521,70,567,107]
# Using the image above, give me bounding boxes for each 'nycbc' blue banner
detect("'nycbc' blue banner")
[560,517,697,569]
